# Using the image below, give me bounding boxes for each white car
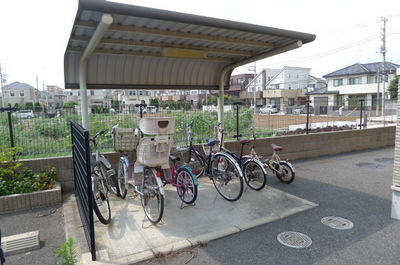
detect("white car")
[292,105,314,115]
[259,105,278,114]
[12,110,35,119]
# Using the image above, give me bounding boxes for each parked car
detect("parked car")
[292,105,314,115]
[145,105,157,113]
[12,110,35,119]
[259,105,278,114]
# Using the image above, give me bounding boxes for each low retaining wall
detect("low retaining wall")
[18,126,395,193]
[0,182,62,214]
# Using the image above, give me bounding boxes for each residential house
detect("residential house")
[119,89,157,113]
[227,74,254,102]
[241,70,279,107]
[256,67,326,112]
[186,90,208,108]
[68,89,112,113]
[2,81,38,108]
[314,62,400,114]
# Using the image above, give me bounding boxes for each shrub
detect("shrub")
[0,147,57,196]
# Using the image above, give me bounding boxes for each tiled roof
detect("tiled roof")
[323,62,400,78]
[3,81,36,89]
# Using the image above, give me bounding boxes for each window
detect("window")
[10,90,15,97]
[90,90,94,95]
[129,90,136,96]
[349,77,361,85]
[20,90,25,97]
[333,79,343,87]
[288,98,295,106]
[238,78,244,84]
[139,90,143,96]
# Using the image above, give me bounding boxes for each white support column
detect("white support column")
[391,67,400,219]
[79,14,113,130]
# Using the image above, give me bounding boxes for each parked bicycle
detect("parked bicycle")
[248,127,295,184]
[89,129,120,224]
[217,125,267,191]
[171,122,206,177]
[113,117,198,224]
[113,123,199,204]
[173,122,244,201]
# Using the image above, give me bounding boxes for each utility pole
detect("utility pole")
[248,62,256,112]
[380,16,388,118]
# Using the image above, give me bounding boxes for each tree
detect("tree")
[150,98,159,108]
[34,102,42,112]
[388,75,399,100]
[63,101,78,109]
[25,102,34,110]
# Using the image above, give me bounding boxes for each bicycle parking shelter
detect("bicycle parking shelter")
[64,0,315,130]
[65,0,315,260]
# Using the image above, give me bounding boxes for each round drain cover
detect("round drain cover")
[277,231,312,248]
[321,216,354,230]
[356,163,384,169]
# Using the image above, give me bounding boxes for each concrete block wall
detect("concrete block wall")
[0,183,62,214]
[19,126,395,192]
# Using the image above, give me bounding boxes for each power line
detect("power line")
[259,34,381,69]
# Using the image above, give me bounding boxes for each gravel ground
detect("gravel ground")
[0,204,65,265]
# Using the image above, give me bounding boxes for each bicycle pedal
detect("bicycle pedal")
[128,195,137,200]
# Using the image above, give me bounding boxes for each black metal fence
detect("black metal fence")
[0,99,396,158]
[71,121,96,261]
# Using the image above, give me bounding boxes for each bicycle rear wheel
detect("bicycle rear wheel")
[211,153,243,201]
[175,167,198,204]
[141,167,164,224]
[243,160,267,191]
[92,170,111,224]
[171,147,206,177]
[117,159,128,199]
[275,161,295,184]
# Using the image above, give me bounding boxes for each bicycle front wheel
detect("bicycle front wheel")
[211,154,243,201]
[92,170,111,224]
[141,167,164,224]
[117,159,128,199]
[275,161,295,184]
[243,160,267,191]
[171,147,206,177]
[106,168,120,197]
[175,167,198,204]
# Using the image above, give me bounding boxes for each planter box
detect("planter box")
[0,182,62,214]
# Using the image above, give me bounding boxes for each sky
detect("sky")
[0,0,399,89]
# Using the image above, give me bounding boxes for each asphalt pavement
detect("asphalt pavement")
[1,146,399,265]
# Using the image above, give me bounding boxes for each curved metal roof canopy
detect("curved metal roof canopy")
[64,0,315,90]
[64,0,315,129]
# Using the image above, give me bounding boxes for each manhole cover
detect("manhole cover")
[375,158,394,163]
[277,231,312,248]
[356,163,384,169]
[321,216,354,230]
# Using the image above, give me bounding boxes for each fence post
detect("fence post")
[305,100,311,134]
[233,102,242,141]
[0,107,17,148]
[359,100,364,129]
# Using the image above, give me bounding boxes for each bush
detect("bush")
[0,147,57,196]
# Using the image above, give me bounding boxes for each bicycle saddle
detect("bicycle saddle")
[207,139,220,146]
[271,144,283,151]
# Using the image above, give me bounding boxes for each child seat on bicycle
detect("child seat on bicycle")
[136,117,176,169]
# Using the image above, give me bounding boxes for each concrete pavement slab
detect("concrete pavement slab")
[64,177,317,264]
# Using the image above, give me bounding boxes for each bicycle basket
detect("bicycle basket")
[113,128,138,152]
